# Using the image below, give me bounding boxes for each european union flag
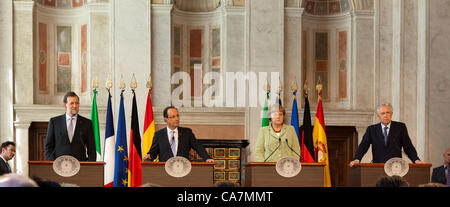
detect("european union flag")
[113,90,128,187]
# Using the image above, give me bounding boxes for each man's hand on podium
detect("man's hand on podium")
[206,159,215,163]
[414,160,424,164]
[349,159,360,168]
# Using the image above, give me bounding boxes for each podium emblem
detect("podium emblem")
[275,157,302,178]
[165,156,192,178]
[384,157,409,177]
[53,155,80,177]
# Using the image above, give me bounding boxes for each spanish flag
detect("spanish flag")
[128,90,142,187]
[312,93,331,187]
[142,88,157,160]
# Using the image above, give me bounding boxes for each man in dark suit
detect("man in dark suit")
[45,92,96,161]
[143,106,214,162]
[431,148,450,186]
[349,103,423,167]
[0,141,15,175]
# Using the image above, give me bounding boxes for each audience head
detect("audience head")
[31,177,61,187]
[0,174,38,187]
[375,175,409,187]
[214,181,240,187]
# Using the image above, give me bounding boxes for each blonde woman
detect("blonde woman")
[255,105,301,162]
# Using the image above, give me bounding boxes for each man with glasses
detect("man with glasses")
[349,103,423,167]
[143,106,214,163]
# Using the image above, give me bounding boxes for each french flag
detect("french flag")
[103,90,115,187]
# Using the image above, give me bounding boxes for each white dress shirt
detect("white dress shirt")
[380,122,391,136]
[167,127,178,155]
[66,113,78,142]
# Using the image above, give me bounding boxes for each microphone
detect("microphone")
[285,139,301,160]
[264,138,281,162]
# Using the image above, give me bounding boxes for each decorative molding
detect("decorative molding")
[13,104,246,125]
[284,7,304,17]
[286,109,375,128]
[35,2,89,20]
[88,1,110,13]
[351,10,376,20]
[151,3,174,14]
[13,1,34,12]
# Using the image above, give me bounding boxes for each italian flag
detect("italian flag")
[91,89,101,158]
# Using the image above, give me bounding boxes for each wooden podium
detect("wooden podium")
[349,163,432,187]
[244,162,326,187]
[142,162,215,187]
[28,161,104,187]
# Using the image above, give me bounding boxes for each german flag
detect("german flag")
[300,95,315,163]
[128,90,142,187]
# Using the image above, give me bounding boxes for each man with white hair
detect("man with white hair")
[349,103,423,167]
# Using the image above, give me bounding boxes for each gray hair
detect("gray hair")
[376,103,393,114]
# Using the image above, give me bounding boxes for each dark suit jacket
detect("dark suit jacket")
[146,127,211,162]
[0,157,11,176]
[45,114,96,161]
[431,165,447,185]
[354,121,420,163]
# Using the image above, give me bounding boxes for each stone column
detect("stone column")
[13,0,34,105]
[12,0,34,177]
[351,9,375,110]
[13,121,31,175]
[284,6,303,111]
[151,3,173,107]
[0,0,14,145]
[247,0,284,161]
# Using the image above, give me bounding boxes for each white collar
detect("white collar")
[167,127,178,133]
[381,122,391,129]
[66,113,78,120]
[0,155,7,163]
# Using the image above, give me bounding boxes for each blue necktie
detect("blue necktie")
[383,126,388,145]
[170,130,176,157]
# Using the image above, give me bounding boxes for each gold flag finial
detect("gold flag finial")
[303,80,309,96]
[92,75,99,90]
[316,76,323,99]
[146,73,152,89]
[278,77,283,94]
[265,79,271,93]
[130,73,137,90]
[119,75,125,91]
[106,73,112,90]
[291,77,298,94]
[316,76,323,93]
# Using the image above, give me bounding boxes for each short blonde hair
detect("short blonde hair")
[268,105,285,122]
